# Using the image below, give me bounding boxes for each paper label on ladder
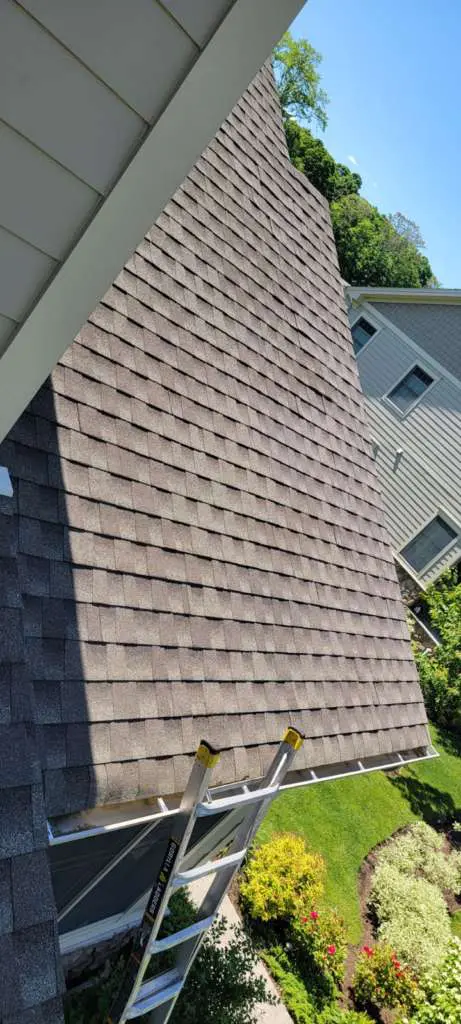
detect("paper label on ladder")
[145,836,181,926]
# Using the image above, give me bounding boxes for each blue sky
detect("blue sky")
[290,0,461,286]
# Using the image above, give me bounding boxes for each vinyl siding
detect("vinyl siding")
[351,314,461,584]
[373,302,461,382]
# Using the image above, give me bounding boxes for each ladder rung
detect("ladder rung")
[197,783,278,816]
[126,970,183,1019]
[171,848,246,888]
[149,913,216,953]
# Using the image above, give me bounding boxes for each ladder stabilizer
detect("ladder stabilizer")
[196,783,278,816]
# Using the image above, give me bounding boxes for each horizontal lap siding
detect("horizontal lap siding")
[355,319,461,582]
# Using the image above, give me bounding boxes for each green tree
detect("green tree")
[273,31,328,130]
[284,118,362,202]
[413,569,461,727]
[330,194,434,287]
[388,212,426,249]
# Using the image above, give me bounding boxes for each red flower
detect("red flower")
[310,910,319,921]
[300,916,308,923]
[327,945,336,956]
[362,945,373,957]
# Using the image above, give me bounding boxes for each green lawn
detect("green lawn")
[258,726,461,942]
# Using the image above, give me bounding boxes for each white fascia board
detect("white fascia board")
[347,285,461,305]
[0,0,305,444]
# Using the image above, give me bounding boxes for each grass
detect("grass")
[258,725,461,942]
[451,911,461,938]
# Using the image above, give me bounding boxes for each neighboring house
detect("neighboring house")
[346,287,461,595]
[0,67,432,1024]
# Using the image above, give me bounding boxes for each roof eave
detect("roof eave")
[0,0,305,445]
[346,285,461,306]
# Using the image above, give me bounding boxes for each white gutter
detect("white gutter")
[49,744,437,845]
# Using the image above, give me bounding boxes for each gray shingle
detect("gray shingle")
[0,859,13,934]
[12,852,56,930]
[0,787,36,859]
[14,922,60,1008]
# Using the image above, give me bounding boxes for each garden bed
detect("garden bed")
[238,821,461,1024]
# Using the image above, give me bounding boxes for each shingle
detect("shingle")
[0,787,36,859]
[0,725,40,788]
[0,859,13,934]
[14,922,60,1008]
[12,852,56,929]
[0,59,430,887]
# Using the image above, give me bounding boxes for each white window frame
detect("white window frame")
[383,362,437,419]
[399,509,460,577]
[350,312,381,357]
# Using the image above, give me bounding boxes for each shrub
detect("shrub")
[240,833,325,922]
[370,861,451,974]
[289,907,348,998]
[65,891,275,1024]
[171,916,276,1024]
[353,944,419,1013]
[398,938,461,1024]
[261,948,316,1024]
[317,1007,374,1024]
[376,822,461,892]
[413,570,461,727]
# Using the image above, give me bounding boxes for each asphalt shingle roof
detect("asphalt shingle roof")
[1,64,429,822]
[0,63,429,1019]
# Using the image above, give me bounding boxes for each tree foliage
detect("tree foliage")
[273,33,437,288]
[273,32,328,130]
[388,212,426,249]
[413,569,461,727]
[284,118,362,203]
[330,195,434,287]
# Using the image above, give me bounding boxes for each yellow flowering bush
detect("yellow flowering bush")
[240,832,325,922]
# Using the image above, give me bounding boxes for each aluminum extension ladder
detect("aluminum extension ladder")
[107,727,304,1024]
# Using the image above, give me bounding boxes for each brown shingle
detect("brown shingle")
[2,64,430,837]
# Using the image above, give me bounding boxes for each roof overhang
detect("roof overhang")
[0,0,305,445]
[346,285,461,306]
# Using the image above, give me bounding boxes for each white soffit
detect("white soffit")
[0,0,306,444]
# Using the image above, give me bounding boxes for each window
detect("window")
[401,515,458,573]
[351,317,376,355]
[387,365,433,414]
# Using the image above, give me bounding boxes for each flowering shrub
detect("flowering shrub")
[240,833,325,922]
[289,907,348,993]
[398,938,461,1024]
[370,861,451,974]
[376,822,461,892]
[353,943,419,1013]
